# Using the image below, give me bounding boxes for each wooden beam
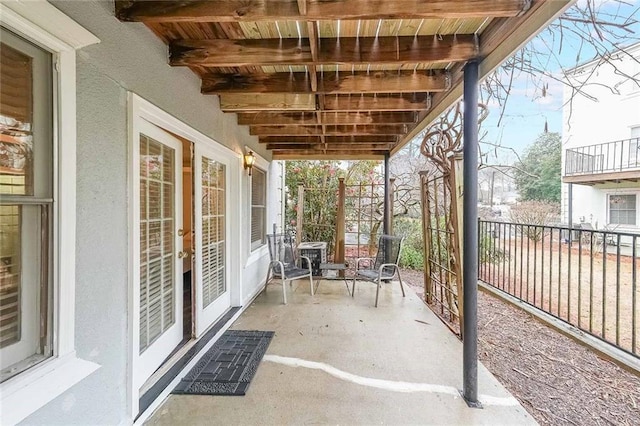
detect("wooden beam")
[307,22,319,92]
[250,124,408,136]
[273,150,386,160]
[241,112,318,126]
[202,73,311,94]
[219,93,315,111]
[266,143,394,151]
[320,71,450,94]
[169,35,478,67]
[202,71,449,94]
[239,111,416,126]
[221,93,430,112]
[258,135,397,144]
[324,93,430,111]
[296,0,307,16]
[170,38,311,67]
[116,1,531,22]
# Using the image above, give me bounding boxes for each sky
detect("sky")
[440,0,640,166]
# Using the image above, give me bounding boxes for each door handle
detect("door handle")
[178,251,189,259]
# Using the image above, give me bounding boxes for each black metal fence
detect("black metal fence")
[479,220,639,359]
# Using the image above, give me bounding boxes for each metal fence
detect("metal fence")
[565,137,639,175]
[479,220,639,359]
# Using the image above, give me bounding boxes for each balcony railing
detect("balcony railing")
[565,137,640,176]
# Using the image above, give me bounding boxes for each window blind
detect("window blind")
[251,167,266,248]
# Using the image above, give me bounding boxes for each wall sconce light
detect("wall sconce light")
[244,150,255,176]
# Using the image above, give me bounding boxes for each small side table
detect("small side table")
[319,263,351,296]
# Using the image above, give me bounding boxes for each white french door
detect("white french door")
[193,144,233,337]
[133,119,183,392]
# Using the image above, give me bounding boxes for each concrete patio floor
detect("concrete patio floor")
[147,278,537,425]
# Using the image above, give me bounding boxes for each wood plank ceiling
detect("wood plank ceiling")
[115,0,542,159]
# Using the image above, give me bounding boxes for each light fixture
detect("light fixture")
[244,150,255,176]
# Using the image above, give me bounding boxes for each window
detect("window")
[0,2,99,423]
[609,194,636,226]
[251,167,267,250]
[0,28,53,383]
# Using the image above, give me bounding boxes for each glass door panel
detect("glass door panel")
[134,120,183,392]
[194,146,231,337]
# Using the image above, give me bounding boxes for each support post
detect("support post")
[419,171,432,304]
[335,178,346,276]
[296,184,304,247]
[383,153,390,236]
[568,183,573,229]
[389,177,395,235]
[462,59,481,408]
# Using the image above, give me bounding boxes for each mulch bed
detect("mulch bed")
[400,268,640,426]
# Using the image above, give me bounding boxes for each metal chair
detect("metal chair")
[352,235,405,307]
[264,232,314,304]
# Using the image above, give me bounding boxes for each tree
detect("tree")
[513,132,562,203]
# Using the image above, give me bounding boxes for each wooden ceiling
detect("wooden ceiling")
[115,0,569,159]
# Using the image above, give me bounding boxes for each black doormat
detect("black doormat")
[172,330,274,396]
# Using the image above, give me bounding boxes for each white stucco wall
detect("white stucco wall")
[561,42,640,233]
[562,43,640,149]
[20,1,277,424]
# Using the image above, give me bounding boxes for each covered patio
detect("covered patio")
[147,280,535,425]
[112,0,575,422]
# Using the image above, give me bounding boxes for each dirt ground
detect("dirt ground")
[400,268,640,426]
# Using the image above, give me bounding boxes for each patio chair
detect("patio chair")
[264,232,314,304]
[352,235,405,307]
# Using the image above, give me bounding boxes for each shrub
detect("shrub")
[510,200,560,241]
[394,216,423,252]
[399,245,424,270]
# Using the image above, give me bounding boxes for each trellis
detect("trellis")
[419,103,487,336]
[294,177,395,271]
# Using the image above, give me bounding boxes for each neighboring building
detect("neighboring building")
[561,42,640,235]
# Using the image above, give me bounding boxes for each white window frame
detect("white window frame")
[249,151,269,253]
[606,191,639,228]
[0,2,100,424]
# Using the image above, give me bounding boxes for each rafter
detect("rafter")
[202,71,449,95]
[324,93,431,112]
[258,136,397,144]
[169,35,478,67]
[249,124,408,136]
[272,150,386,160]
[219,93,316,111]
[116,0,531,22]
[238,111,416,126]
[307,21,319,92]
[266,143,394,151]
